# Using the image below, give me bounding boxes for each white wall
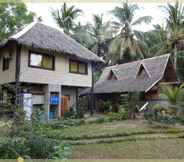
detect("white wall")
[0,46,16,84]
[19,47,92,87]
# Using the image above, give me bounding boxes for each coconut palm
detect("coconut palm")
[141,25,169,57]
[109,2,152,64]
[164,1,184,69]
[73,14,113,62]
[88,14,113,59]
[72,22,94,48]
[51,2,82,34]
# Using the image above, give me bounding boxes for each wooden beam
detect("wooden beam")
[90,62,95,116]
[15,43,21,109]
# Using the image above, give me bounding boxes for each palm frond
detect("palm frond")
[132,16,152,26]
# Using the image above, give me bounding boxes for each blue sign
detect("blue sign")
[50,95,59,105]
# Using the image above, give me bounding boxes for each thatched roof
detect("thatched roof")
[0,22,103,63]
[81,54,177,95]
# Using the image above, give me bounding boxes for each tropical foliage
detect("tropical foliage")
[0,0,35,41]
[109,2,152,64]
[51,1,184,72]
[161,84,184,115]
[51,2,82,34]
[73,14,113,62]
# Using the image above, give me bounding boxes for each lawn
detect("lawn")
[72,139,184,159]
[63,120,184,140]
[61,120,184,159]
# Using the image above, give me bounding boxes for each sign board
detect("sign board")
[23,93,32,120]
[50,94,59,105]
[32,95,44,105]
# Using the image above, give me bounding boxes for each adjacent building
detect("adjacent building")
[81,54,178,111]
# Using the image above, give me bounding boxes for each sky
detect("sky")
[26,2,168,32]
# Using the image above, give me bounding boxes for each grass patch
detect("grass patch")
[71,138,184,159]
[62,120,184,140]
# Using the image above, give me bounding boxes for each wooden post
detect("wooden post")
[90,62,95,116]
[15,44,21,110]
[76,87,78,111]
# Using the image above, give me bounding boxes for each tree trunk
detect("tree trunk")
[173,44,177,71]
[111,94,120,113]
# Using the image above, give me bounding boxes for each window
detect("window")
[29,52,55,70]
[137,64,150,79]
[69,60,88,74]
[2,57,10,71]
[108,70,118,80]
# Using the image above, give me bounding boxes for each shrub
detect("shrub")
[106,111,128,122]
[49,118,85,129]
[144,104,177,125]
[89,110,128,124]
[95,117,106,123]
[0,137,29,159]
[63,106,84,119]
[27,134,58,159]
[0,110,70,159]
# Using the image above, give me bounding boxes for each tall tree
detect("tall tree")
[88,14,113,59]
[109,2,152,64]
[0,0,35,41]
[140,25,169,58]
[164,1,184,70]
[51,2,82,35]
[72,22,95,50]
[73,14,113,62]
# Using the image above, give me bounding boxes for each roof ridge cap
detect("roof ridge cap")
[10,21,37,40]
[105,54,171,70]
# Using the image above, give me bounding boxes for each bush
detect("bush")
[144,104,177,125]
[106,110,128,122]
[63,106,84,119]
[0,135,70,159]
[63,108,77,119]
[95,117,106,123]
[0,110,70,159]
[174,116,184,125]
[89,110,128,124]
[27,135,59,159]
[49,118,85,129]
[0,137,29,159]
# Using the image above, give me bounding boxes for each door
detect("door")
[60,96,69,116]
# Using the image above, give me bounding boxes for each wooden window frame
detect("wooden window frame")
[2,57,10,71]
[28,51,55,71]
[69,59,88,75]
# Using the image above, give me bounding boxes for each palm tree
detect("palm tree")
[51,3,82,34]
[141,25,169,57]
[72,22,94,48]
[88,14,113,59]
[109,2,152,64]
[164,1,184,69]
[73,14,113,62]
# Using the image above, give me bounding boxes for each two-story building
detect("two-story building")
[0,22,103,120]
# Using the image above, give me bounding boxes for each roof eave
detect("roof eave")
[14,42,104,63]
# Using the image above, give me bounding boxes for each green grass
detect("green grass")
[61,120,184,159]
[71,138,184,159]
[62,120,184,140]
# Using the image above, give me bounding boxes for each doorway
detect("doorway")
[60,96,70,116]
